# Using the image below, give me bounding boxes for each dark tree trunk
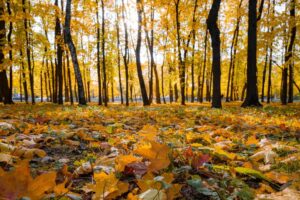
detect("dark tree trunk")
[200,29,208,103]
[0,71,11,104]
[7,0,13,102]
[116,7,124,104]
[143,3,160,104]
[19,71,22,102]
[0,2,12,104]
[101,0,108,106]
[66,51,73,105]
[23,0,35,104]
[267,42,273,103]
[122,0,129,106]
[63,54,69,102]
[241,0,262,107]
[40,71,43,102]
[55,0,63,104]
[20,50,28,103]
[96,0,102,105]
[190,0,198,103]
[207,0,222,108]
[288,0,296,103]
[136,0,150,106]
[261,45,269,102]
[64,0,86,105]
[44,72,48,101]
[174,83,179,102]
[175,0,185,105]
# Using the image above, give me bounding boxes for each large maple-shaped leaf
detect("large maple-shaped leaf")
[85,172,129,200]
[0,160,56,200]
[134,141,170,172]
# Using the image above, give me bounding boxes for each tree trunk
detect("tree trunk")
[175,0,186,105]
[66,51,73,105]
[101,0,108,106]
[122,0,129,106]
[0,2,11,104]
[6,0,13,102]
[64,0,86,105]
[55,0,63,104]
[20,50,28,103]
[207,0,222,108]
[40,71,43,102]
[241,0,262,107]
[288,0,296,103]
[116,6,124,104]
[174,83,179,102]
[200,29,208,103]
[96,0,102,105]
[136,0,150,106]
[261,45,269,102]
[22,0,35,104]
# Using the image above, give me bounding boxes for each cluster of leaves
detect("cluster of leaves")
[0,103,299,199]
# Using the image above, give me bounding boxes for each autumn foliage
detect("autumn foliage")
[0,103,299,199]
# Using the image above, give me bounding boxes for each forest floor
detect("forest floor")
[0,102,299,200]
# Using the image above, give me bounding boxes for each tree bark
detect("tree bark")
[200,29,208,103]
[23,0,35,104]
[64,0,86,105]
[136,0,150,106]
[96,0,102,105]
[241,0,262,107]
[101,0,108,106]
[55,0,63,104]
[116,5,124,104]
[122,0,129,106]
[6,0,13,103]
[288,0,296,103]
[207,0,222,108]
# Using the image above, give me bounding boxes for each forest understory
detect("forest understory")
[0,102,299,200]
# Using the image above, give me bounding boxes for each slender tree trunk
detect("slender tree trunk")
[261,45,269,102]
[116,7,124,104]
[66,51,73,105]
[22,0,35,104]
[44,72,48,101]
[136,0,150,106]
[288,0,296,103]
[174,83,179,102]
[200,29,208,103]
[267,43,273,103]
[101,0,108,106]
[63,54,69,102]
[242,0,262,107]
[207,0,222,108]
[40,71,43,102]
[64,0,86,105]
[20,50,28,103]
[6,0,13,102]
[0,1,12,104]
[121,0,129,106]
[96,0,102,105]
[20,70,23,102]
[55,0,63,104]
[175,0,186,105]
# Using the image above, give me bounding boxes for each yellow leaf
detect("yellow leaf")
[246,135,258,146]
[0,160,56,200]
[134,141,170,172]
[115,154,141,172]
[91,172,128,200]
[138,125,158,141]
